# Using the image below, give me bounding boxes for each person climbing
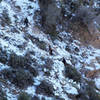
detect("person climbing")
[24,18,28,27]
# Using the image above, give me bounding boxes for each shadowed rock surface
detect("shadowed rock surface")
[36,81,54,97]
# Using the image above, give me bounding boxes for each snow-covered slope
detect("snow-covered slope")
[0,0,100,100]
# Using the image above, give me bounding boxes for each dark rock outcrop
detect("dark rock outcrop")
[31,96,40,100]
[38,0,62,35]
[2,68,34,88]
[76,80,100,100]
[0,87,7,100]
[64,63,81,82]
[36,81,54,97]
[18,92,32,100]
[68,6,100,48]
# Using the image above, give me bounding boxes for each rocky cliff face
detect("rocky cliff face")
[68,5,100,48]
[0,0,100,100]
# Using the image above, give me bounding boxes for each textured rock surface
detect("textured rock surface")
[68,6,100,48]
[0,0,100,100]
[38,0,62,34]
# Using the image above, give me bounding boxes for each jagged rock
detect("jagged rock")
[2,68,34,88]
[36,81,54,97]
[8,53,30,68]
[77,80,100,100]
[0,48,8,64]
[68,6,100,48]
[0,9,11,27]
[96,56,100,64]
[0,49,38,77]
[53,96,65,100]
[64,63,81,82]
[27,67,38,77]
[89,14,100,48]
[38,0,62,34]
[18,92,32,100]
[41,97,45,100]
[44,58,54,70]
[68,7,93,44]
